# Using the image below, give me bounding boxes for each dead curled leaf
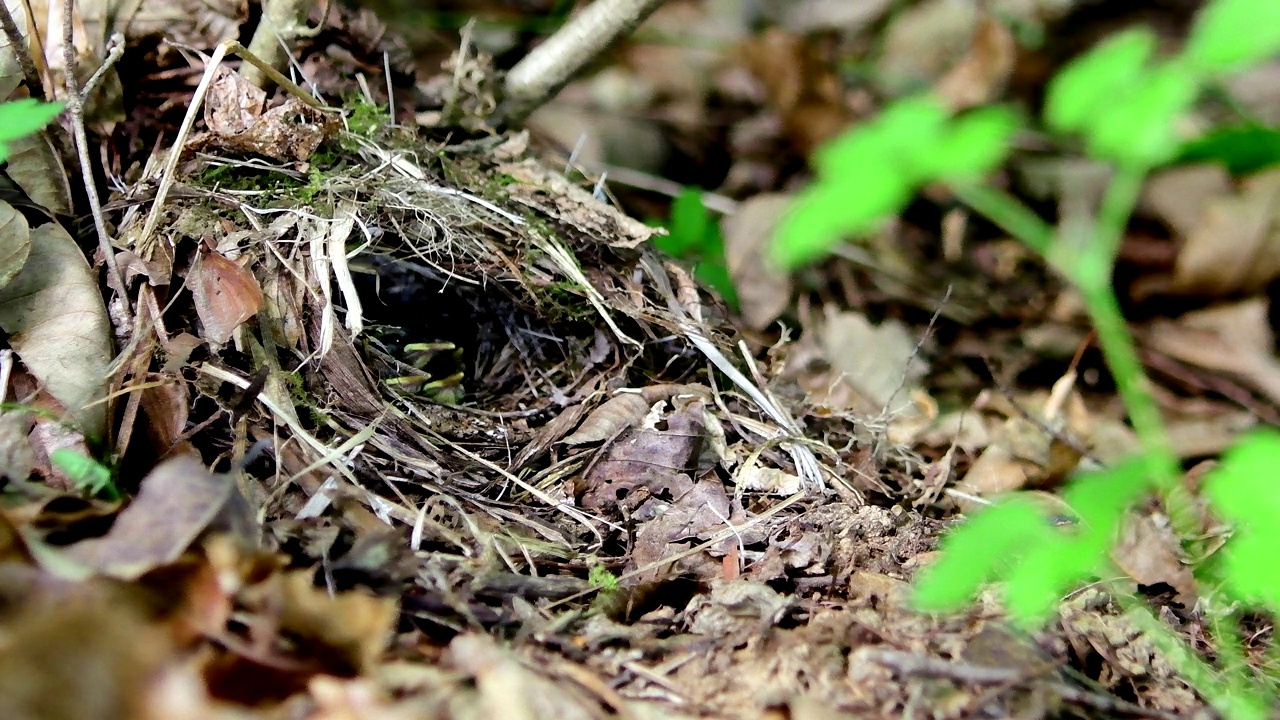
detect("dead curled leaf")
[194,68,336,162]
[188,248,264,345]
[0,220,112,438]
[560,392,651,446]
[735,28,852,155]
[785,307,928,416]
[1112,511,1197,608]
[273,571,398,676]
[933,15,1016,111]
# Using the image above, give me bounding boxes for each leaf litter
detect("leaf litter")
[0,1,1265,719]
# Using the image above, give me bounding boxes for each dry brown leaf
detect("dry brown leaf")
[1164,406,1257,459]
[737,463,801,496]
[578,400,706,513]
[63,455,243,579]
[1141,166,1280,296]
[39,0,97,88]
[1146,299,1280,406]
[722,193,793,330]
[188,248,264,345]
[4,134,73,216]
[736,28,852,155]
[1223,59,1280,125]
[0,0,37,100]
[0,221,112,438]
[0,411,34,482]
[204,68,266,135]
[954,442,1036,498]
[447,634,598,720]
[1142,164,1234,239]
[800,307,928,415]
[0,584,173,720]
[1112,511,1197,608]
[878,0,979,93]
[934,15,1016,110]
[276,571,398,676]
[955,380,1092,499]
[561,391,651,446]
[630,479,732,584]
[685,580,795,637]
[511,401,590,471]
[138,377,192,458]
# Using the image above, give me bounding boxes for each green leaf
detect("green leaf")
[1003,540,1096,626]
[693,256,738,311]
[1063,456,1154,532]
[772,95,1015,269]
[660,187,715,258]
[50,448,117,499]
[1046,29,1156,136]
[0,99,63,163]
[771,168,911,268]
[814,97,947,176]
[874,97,951,165]
[912,497,1050,612]
[916,106,1020,181]
[1186,0,1280,75]
[1085,65,1198,167]
[913,458,1155,627]
[1203,429,1280,612]
[1001,460,1151,626]
[1178,124,1280,174]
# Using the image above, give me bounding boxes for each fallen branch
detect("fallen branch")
[499,0,669,125]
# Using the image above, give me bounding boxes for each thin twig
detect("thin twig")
[64,4,131,325]
[0,2,44,98]
[83,33,125,98]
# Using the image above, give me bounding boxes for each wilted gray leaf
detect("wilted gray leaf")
[4,134,72,215]
[0,200,30,288]
[0,220,112,437]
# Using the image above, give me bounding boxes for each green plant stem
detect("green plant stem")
[1077,167,1198,538]
[960,169,1197,538]
[952,183,1054,255]
[1092,165,1146,263]
[1077,284,1194,525]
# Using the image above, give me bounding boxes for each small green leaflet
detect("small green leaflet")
[772,96,1017,269]
[914,458,1153,628]
[1045,29,1156,136]
[1202,429,1280,613]
[1046,30,1197,168]
[1185,0,1280,75]
[0,99,64,164]
[657,187,739,309]
[50,448,118,500]
[912,496,1051,612]
[1178,125,1280,175]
